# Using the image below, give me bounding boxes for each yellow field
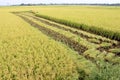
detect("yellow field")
[0,6,120,80]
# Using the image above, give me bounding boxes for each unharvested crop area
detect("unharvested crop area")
[0,6,120,80]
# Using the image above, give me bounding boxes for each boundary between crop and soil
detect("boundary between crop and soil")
[30,11,120,41]
[21,13,120,55]
[23,13,112,44]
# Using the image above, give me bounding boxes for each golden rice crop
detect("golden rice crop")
[0,6,120,80]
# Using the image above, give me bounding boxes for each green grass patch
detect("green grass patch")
[100,42,112,49]
[88,38,100,44]
[109,48,120,55]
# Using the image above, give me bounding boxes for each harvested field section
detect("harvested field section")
[23,13,111,44]
[21,13,99,49]
[24,12,115,43]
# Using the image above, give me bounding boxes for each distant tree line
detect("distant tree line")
[12,3,120,6]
